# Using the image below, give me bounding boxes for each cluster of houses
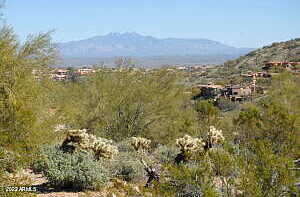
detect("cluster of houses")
[262,61,300,73]
[241,71,271,78]
[196,83,257,102]
[50,68,96,81]
[195,61,300,102]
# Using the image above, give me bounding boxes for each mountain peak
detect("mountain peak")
[106,32,142,38]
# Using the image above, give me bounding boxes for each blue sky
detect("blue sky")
[3,0,300,48]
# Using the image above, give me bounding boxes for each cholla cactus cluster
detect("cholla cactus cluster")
[176,135,205,153]
[92,140,119,159]
[62,129,118,159]
[65,129,91,150]
[130,137,151,151]
[207,126,225,145]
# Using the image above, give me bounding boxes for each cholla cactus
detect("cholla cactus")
[92,139,119,159]
[66,129,88,138]
[88,135,112,148]
[176,135,205,153]
[61,129,118,159]
[207,126,225,145]
[130,137,151,151]
[61,129,90,152]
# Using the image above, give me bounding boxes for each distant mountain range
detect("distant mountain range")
[57,32,254,66]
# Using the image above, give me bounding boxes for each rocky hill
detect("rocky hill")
[224,38,300,68]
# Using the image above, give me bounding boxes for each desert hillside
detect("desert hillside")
[224,38,300,68]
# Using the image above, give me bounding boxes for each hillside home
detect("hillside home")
[51,69,69,81]
[242,71,271,78]
[197,83,224,100]
[262,62,300,71]
[222,85,252,102]
[76,68,96,75]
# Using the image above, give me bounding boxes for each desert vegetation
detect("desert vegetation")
[0,6,300,197]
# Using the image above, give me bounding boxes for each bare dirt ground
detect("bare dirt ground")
[9,169,144,197]
[7,169,107,197]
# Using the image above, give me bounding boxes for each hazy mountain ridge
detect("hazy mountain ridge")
[57,32,253,65]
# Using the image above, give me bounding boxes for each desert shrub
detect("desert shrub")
[116,139,135,152]
[35,146,108,190]
[215,98,238,112]
[107,151,145,182]
[153,145,178,163]
[176,184,203,197]
[115,162,136,182]
[236,141,297,197]
[31,145,59,173]
[0,147,20,173]
[195,100,219,127]
[208,148,235,177]
[155,162,218,197]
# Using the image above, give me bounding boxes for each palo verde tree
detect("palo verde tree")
[59,69,198,143]
[0,25,58,172]
[233,73,299,196]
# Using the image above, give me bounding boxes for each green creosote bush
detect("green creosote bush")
[34,146,108,190]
